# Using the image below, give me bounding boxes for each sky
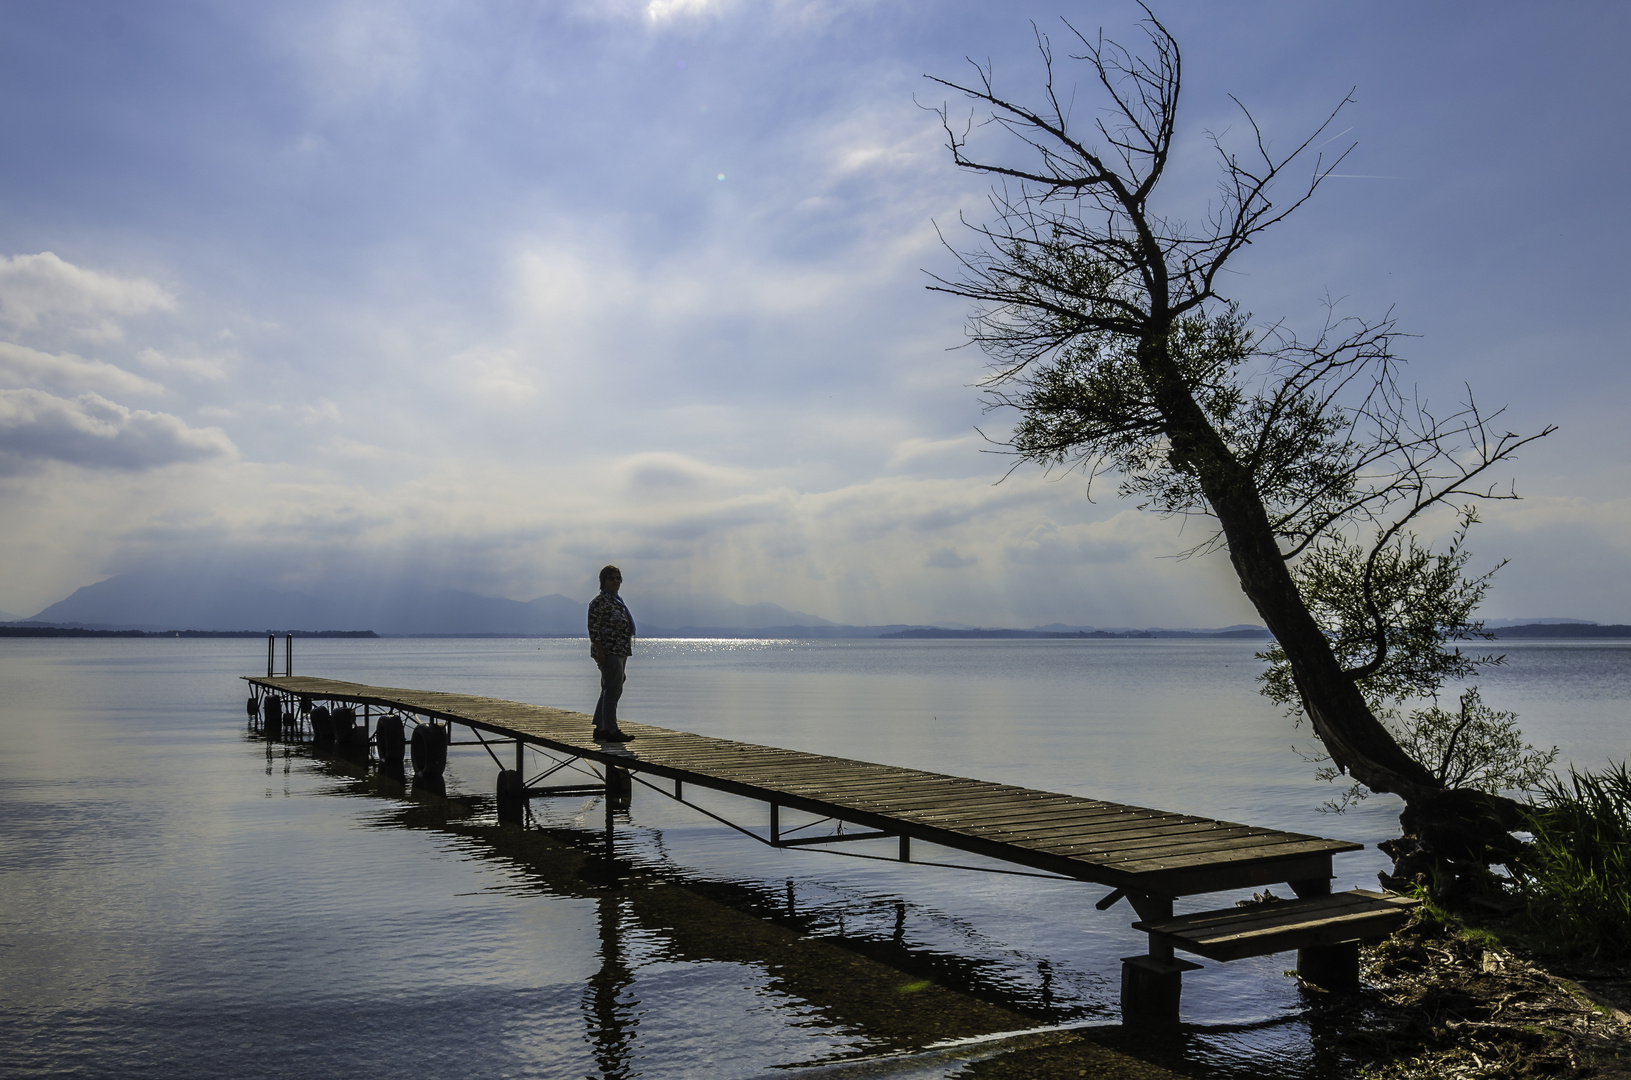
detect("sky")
[1,0,1627,628]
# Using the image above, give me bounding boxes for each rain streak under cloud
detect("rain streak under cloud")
[0,1,1627,627]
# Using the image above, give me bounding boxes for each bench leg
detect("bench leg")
[1297,942,1360,990]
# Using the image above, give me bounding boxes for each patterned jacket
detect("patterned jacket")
[587,591,636,657]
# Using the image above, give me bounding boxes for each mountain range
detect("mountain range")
[12,571,836,637]
[9,570,1268,638]
[7,570,1615,639]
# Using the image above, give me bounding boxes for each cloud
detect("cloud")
[0,253,175,340]
[1003,512,1171,567]
[136,347,229,382]
[923,546,977,570]
[0,389,236,473]
[0,341,163,397]
[645,0,721,22]
[622,452,747,498]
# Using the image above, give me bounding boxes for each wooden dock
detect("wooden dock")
[243,673,1413,1019]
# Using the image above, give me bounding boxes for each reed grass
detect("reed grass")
[1516,762,1631,962]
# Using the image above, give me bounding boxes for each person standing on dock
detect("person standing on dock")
[587,565,636,742]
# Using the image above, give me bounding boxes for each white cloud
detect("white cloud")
[0,341,164,398]
[294,399,343,427]
[1003,512,1180,568]
[645,0,721,22]
[0,389,236,473]
[0,252,175,340]
[136,347,229,382]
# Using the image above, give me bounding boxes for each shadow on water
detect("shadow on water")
[255,722,1375,1080]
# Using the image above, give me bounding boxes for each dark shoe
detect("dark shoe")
[603,731,635,743]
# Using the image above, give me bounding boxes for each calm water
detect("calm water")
[1,637,1626,1079]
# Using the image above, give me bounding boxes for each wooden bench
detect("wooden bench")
[1130,888,1419,999]
[1135,888,1419,960]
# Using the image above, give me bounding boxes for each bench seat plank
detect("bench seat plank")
[1133,889,1419,961]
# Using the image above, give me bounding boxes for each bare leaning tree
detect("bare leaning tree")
[924,10,1553,891]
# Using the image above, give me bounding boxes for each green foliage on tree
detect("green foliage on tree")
[1258,509,1500,713]
[1259,509,1557,809]
[1398,688,1558,794]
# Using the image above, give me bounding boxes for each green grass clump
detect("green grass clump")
[1515,761,1631,962]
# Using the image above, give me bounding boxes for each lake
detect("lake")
[1,637,1626,1078]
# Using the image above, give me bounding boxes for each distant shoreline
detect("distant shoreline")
[0,627,379,639]
[1490,623,1631,638]
[878,627,1273,639]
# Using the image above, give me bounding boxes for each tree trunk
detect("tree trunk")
[1152,357,1525,892]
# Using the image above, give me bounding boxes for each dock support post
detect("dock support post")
[1297,942,1361,990]
[375,714,405,770]
[770,803,779,845]
[605,765,631,811]
[1289,875,1360,990]
[497,769,524,824]
[1120,954,1201,1022]
[1121,893,1197,1023]
[899,834,910,862]
[410,722,447,780]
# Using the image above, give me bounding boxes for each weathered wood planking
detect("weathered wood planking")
[247,674,1361,896]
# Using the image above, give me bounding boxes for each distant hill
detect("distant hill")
[0,608,21,623]
[26,572,585,635]
[1492,622,1631,639]
[21,570,834,636]
[881,626,1271,640]
[628,598,834,632]
[0,627,377,639]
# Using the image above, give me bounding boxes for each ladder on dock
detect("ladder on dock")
[244,674,1414,1019]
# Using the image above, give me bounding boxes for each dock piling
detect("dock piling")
[605,766,631,811]
[497,769,525,824]
[375,714,405,769]
[311,704,333,743]
[1288,875,1360,989]
[410,722,447,780]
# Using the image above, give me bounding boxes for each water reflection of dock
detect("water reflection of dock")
[244,673,1414,1020]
